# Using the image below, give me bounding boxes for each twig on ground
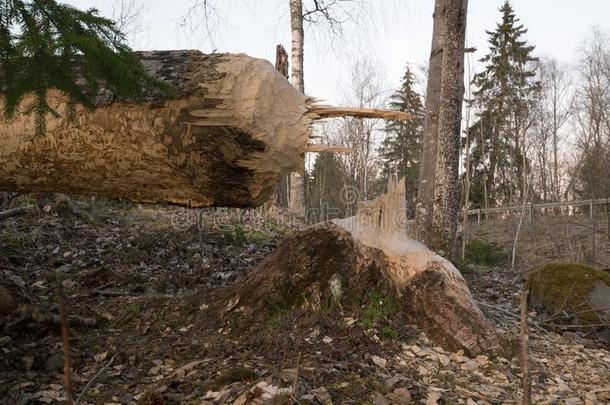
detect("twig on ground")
[0,205,35,221]
[75,355,115,404]
[520,286,532,405]
[293,352,301,393]
[475,299,548,334]
[91,289,131,297]
[546,282,577,322]
[539,322,610,328]
[57,272,73,404]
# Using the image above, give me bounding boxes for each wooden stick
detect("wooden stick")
[475,300,548,335]
[308,105,413,121]
[57,273,73,404]
[0,205,35,221]
[75,356,115,404]
[304,144,352,154]
[520,286,532,405]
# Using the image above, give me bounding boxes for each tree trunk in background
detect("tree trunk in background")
[415,0,446,245]
[274,45,290,208]
[290,0,305,93]
[552,104,560,202]
[289,0,306,216]
[430,0,469,255]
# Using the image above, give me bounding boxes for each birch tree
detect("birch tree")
[573,29,610,202]
[289,0,306,215]
[538,58,573,201]
[287,0,368,216]
[335,59,386,201]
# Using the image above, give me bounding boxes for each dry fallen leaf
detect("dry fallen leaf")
[94,352,108,363]
[372,355,387,368]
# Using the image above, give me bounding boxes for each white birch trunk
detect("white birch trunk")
[289,0,306,216]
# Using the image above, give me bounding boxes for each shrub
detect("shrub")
[465,239,507,266]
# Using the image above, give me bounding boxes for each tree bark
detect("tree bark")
[289,0,307,217]
[430,0,469,255]
[415,0,446,245]
[0,51,409,208]
[290,0,305,94]
[274,45,290,208]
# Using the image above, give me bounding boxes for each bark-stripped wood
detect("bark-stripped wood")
[0,50,409,208]
[222,179,502,355]
[308,105,412,121]
[304,144,352,154]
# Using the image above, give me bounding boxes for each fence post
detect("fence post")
[528,203,533,223]
[590,200,594,220]
[477,209,481,227]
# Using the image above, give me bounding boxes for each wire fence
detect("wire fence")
[464,198,610,226]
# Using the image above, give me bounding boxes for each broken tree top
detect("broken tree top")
[0,50,411,208]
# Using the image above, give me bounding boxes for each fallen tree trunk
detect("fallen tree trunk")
[0,50,409,208]
[221,180,503,355]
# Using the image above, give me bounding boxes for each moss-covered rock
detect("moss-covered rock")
[528,262,610,324]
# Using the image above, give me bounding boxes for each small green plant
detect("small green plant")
[2,233,32,250]
[465,239,507,266]
[381,325,399,339]
[266,311,286,331]
[246,229,272,245]
[361,290,399,331]
[234,225,247,247]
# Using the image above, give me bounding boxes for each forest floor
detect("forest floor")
[0,199,609,404]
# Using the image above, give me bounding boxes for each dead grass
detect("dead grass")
[465,213,610,271]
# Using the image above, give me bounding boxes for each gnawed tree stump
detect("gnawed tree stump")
[222,180,502,355]
[0,50,409,208]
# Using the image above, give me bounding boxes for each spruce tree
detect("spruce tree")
[466,1,539,207]
[307,152,351,222]
[378,65,424,216]
[0,0,170,135]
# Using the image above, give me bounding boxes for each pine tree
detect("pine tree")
[378,65,424,216]
[0,0,170,135]
[307,152,351,222]
[466,1,539,207]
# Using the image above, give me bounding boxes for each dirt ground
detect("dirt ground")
[1,198,609,404]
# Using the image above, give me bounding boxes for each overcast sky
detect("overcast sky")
[66,0,610,105]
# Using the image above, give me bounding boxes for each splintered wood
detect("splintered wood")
[356,178,407,232]
[222,177,503,355]
[308,105,412,121]
[327,178,502,354]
